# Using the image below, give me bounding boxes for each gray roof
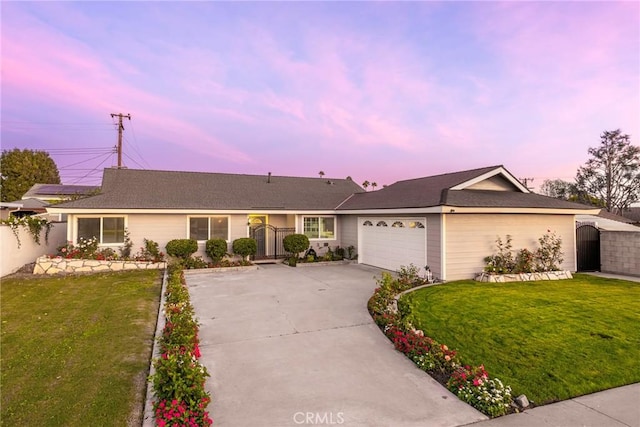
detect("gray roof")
[338,166,592,210]
[55,168,364,210]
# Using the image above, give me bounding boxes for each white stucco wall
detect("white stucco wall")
[0,222,67,277]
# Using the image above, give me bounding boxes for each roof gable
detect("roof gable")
[449,166,528,192]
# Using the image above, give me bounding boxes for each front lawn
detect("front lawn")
[1,270,162,426]
[401,274,640,405]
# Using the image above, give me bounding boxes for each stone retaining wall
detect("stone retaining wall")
[475,271,573,283]
[33,256,166,275]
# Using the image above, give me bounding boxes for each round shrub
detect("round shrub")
[283,234,310,258]
[205,238,227,262]
[165,239,198,259]
[233,238,257,258]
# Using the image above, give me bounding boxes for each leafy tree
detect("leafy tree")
[539,179,574,199]
[318,171,325,178]
[0,149,61,202]
[575,129,640,214]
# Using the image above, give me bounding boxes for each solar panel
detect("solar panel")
[37,184,99,195]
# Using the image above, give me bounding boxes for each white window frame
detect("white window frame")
[187,215,231,242]
[302,215,337,240]
[75,215,128,246]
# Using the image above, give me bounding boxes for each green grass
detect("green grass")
[1,270,162,426]
[401,274,640,405]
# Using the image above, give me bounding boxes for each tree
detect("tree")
[318,171,325,178]
[539,179,574,199]
[362,180,370,191]
[371,182,378,191]
[575,129,640,214]
[0,149,61,202]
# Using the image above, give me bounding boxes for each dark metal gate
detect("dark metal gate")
[576,223,600,271]
[249,225,295,260]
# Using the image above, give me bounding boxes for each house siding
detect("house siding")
[425,214,442,280]
[465,176,518,191]
[444,213,576,281]
[339,215,358,251]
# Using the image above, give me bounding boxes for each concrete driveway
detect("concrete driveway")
[187,264,486,427]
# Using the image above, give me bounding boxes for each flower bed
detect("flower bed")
[148,264,213,426]
[33,256,166,275]
[368,266,513,417]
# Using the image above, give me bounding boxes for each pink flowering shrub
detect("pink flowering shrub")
[367,266,513,417]
[149,264,213,426]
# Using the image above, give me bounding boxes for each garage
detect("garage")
[358,217,427,274]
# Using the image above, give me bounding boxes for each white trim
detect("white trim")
[46,207,339,215]
[449,166,530,193]
[302,215,337,240]
[440,214,446,281]
[74,214,128,246]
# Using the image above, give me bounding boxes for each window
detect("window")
[189,216,229,241]
[392,221,404,228]
[409,221,425,229]
[363,220,373,226]
[77,217,125,244]
[376,221,388,227]
[303,216,336,239]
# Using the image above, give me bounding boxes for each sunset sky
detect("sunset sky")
[1,1,638,188]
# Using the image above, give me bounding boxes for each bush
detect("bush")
[178,256,209,270]
[484,231,564,274]
[232,238,257,258]
[283,234,309,259]
[165,239,198,259]
[205,238,227,262]
[536,230,564,271]
[136,239,164,262]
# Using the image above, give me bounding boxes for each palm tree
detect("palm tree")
[371,182,378,191]
[362,180,370,191]
[319,171,325,178]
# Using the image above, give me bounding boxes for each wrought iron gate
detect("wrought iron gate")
[249,225,295,260]
[576,223,600,271]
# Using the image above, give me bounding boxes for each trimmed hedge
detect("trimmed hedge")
[206,238,228,263]
[165,239,198,259]
[232,238,257,258]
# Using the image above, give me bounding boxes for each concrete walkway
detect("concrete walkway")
[187,264,486,427]
[187,265,640,427]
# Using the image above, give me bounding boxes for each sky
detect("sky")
[1,1,639,189]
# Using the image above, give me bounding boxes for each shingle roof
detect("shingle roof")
[338,165,592,210]
[54,168,364,210]
[337,166,501,210]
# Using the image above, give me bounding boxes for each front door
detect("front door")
[249,216,268,258]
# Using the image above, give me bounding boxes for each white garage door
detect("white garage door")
[359,217,427,274]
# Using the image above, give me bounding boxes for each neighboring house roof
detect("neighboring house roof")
[337,165,591,211]
[11,198,49,209]
[577,213,640,232]
[620,207,640,224]
[22,183,100,201]
[53,168,364,211]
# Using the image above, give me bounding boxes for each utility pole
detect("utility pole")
[111,113,131,168]
[520,177,535,191]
